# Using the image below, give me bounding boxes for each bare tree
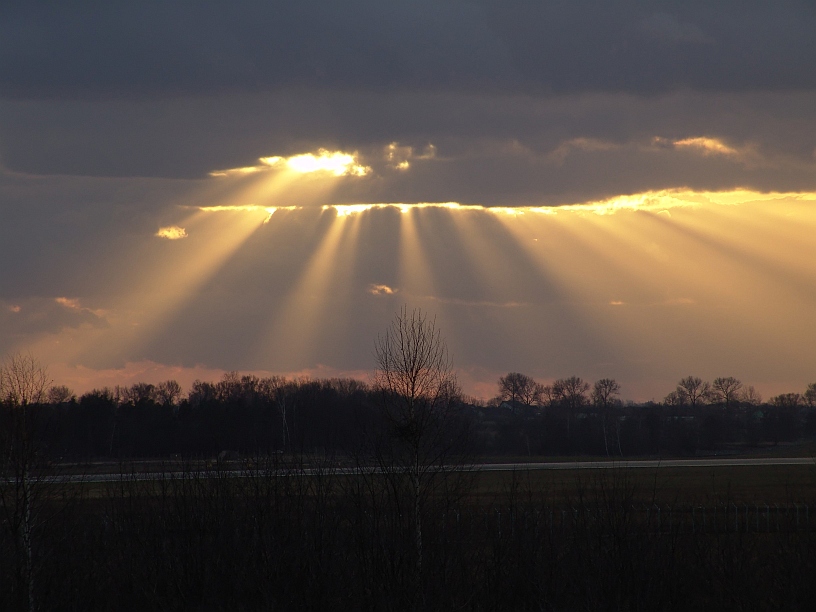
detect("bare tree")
[46,385,74,405]
[122,382,156,405]
[676,376,711,408]
[0,353,51,612]
[592,378,621,457]
[740,385,763,406]
[804,383,816,408]
[711,377,743,409]
[496,372,544,409]
[553,376,590,410]
[663,390,683,407]
[156,380,183,407]
[771,393,801,408]
[373,306,465,580]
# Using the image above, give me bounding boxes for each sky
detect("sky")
[2,1,816,402]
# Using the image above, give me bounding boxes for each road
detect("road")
[15,456,816,484]
[472,457,816,471]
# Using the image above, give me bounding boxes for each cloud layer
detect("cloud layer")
[2,3,815,401]
[3,2,815,99]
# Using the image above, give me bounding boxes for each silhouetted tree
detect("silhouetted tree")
[46,385,74,405]
[496,372,543,409]
[156,380,183,407]
[676,376,711,407]
[804,383,816,408]
[0,354,51,611]
[740,385,762,406]
[553,376,590,410]
[711,377,743,409]
[374,306,465,583]
[592,378,621,456]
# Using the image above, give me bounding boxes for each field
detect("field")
[6,456,816,610]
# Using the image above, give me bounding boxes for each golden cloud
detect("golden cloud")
[384,142,436,171]
[210,148,370,178]
[368,284,397,296]
[156,226,188,240]
[673,136,739,156]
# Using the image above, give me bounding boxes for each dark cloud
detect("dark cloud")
[0,170,195,299]
[0,296,108,353]
[2,1,815,100]
[3,90,816,188]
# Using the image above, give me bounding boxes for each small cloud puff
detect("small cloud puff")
[368,284,397,296]
[673,137,739,157]
[156,226,188,240]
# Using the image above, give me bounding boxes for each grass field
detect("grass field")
[467,463,816,505]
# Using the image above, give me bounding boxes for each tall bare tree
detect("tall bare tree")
[0,353,51,612]
[592,378,621,457]
[374,306,464,580]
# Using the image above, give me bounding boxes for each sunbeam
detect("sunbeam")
[13,186,816,400]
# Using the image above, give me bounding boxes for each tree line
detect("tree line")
[484,372,816,457]
[3,366,816,461]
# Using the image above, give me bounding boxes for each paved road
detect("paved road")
[14,456,816,484]
[472,457,816,471]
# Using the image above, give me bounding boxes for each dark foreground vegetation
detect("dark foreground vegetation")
[3,460,816,611]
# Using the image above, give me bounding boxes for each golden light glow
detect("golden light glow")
[256,209,363,366]
[198,205,269,212]
[156,226,188,240]
[208,166,262,178]
[287,191,780,218]
[187,190,816,222]
[673,137,739,156]
[196,204,297,223]
[209,148,370,179]
[19,182,816,401]
[282,150,370,176]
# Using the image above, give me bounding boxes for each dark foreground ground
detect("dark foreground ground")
[3,457,816,610]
